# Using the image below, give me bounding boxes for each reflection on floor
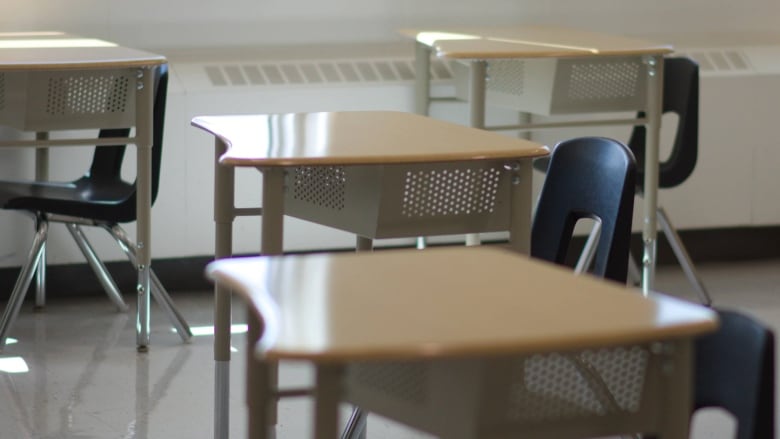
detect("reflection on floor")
[0,259,778,439]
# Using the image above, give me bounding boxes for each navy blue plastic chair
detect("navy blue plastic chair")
[531,136,636,283]
[693,308,775,439]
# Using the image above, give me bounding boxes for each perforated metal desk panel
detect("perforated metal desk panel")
[206,246,718,439]
[0,32,166,348]
[402,26,673,294]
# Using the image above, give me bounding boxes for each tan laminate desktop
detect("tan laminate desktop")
[207,246,718,439]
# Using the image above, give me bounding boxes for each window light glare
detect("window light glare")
[0,357,29,374]
[0,39,117,49]
[173,324,249,337]
[416,32,480,46]
[0,31,65,38]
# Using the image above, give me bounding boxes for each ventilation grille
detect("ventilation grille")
[507,346,649,422]
[401,167,502,218]
[487,60,526,96]
[204,57,452,87]
[350,362,429,405]
[678,50,751,72]
[291,166,347,210]
[46,74,130,116]
[567,61,642,101]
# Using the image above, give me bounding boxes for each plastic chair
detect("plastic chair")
[534,58,710,302]
[693,308,775,439]
[0,65,191,348]
[531,136,637,283]
[626,56,712,305]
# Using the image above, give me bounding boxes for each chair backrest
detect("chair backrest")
[531,136,636,283]
[628,57,699,190]
[83,63,168,223]
[694,308,775,439]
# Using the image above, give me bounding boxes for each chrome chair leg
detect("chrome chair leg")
[34,243,46,309]
[66,223,128,312]
[574,220,602,275]
[106,224,192,342]
[627,252,642,287]
[657,206,712,306]
[341,406,367,439]
[0,218,48,349]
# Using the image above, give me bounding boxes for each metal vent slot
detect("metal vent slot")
[203,58,453,87]
[680,50,751,72]
[0,73,4,111]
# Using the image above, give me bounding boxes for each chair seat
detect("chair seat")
[0,177,135,222]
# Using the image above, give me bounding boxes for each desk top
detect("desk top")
[192,111,549,167]
[400,26,673,59]
[0,31,165,70]
[206,247,717,363]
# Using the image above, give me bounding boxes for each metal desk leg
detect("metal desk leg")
[135,68,155,351]
[247,167,286,438]
[657,339,693,439]
[315,365,344,439]
[214,139,235,439]
[466,60,488,247]
[508,159,533,255]
[414,41,432,250]
[414,41,431,116]
[641,56,664,294]
[34,132,49,308]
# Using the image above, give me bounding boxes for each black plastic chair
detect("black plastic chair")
[531,136,636,283]
[0,64,191,348]
[626,56,711,305]
[693,308,775,439]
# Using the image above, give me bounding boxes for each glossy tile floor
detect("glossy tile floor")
[0,258,778,439]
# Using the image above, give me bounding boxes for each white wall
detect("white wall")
[2,1,780,268]
[3,1,780,51]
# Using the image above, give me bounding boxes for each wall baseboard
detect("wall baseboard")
[0,226,778,300]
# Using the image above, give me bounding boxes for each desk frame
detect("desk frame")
[200,111,545,439]
[205,247,717,439]
[0,65,157,349]
[413,39,665,294]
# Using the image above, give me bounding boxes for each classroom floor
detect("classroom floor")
[0,258,777,439]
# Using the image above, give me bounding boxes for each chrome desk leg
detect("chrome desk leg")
[641,55,664,295]
[107,224,192,340]
[34,132,49,308]
[135,67,155,350]
[214,138,235,439]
